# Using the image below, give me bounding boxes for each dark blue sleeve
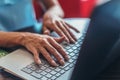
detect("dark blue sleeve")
[71,0,120,80]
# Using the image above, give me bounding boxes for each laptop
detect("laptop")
[0,18,90,80]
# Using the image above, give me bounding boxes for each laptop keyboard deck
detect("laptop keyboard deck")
[21,34,85,80]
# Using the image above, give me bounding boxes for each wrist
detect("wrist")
[43,6,64,20]
[0,32,26,47]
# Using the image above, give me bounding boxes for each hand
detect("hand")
[20,32,69,66]
[42,15,80,43]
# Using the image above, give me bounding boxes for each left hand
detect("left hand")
[42,14,80,43]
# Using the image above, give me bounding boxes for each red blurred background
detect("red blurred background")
[33,0,96,20]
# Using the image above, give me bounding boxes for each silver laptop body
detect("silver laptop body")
[0,18,90,80]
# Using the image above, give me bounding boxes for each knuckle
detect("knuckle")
[45,54,50,58]
[48,21,55,26]
[60,20,64,24]
[47,36,52,39]
[41,38,47,43]
[57,45,63,50]
[51,49,56,53]
[53,51,61,57]
[57,55,63,60]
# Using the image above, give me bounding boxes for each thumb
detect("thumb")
[43,26,50,35]
[54,36,65,43]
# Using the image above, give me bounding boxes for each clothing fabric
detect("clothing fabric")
[71,0,120,80]
[0,0,42,32]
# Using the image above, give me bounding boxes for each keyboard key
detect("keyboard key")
[22,67,32,74]
[65,46,71,50]
[51,76,56,80]
[49,66,55,70]
[41,76,48,80]
[60,62,70,69]
[45,68,52,72]
[40,71,47,75]
[55,73,61,77]
[74,50,79,53]
[31,72,42,79]
[69,63,74,68]
[65,66,70,71]
[69,59,74,63]
[44,64,50,67]
[50,70,57,75]
[26,63,34,69]
[42,60,48,65]
[55,68,61,72]
[30,65,36,71]
[76,53,79,56]
[41,66,46,70]
[67,49,73,53]
[72,46,77,50]
[35,69,43,73]
[60,70,65,74]
[72,56,77,60]
[69,52,75,57]
[46,73,52,78]
[76,44,80,47]
[73,61,76,65]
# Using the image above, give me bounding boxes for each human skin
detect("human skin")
[39,0,80,43]
[0,0,79,66]
[0,32,69,66]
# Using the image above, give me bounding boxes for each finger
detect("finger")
[49,23,69,43]
[54,36,65,43]
[66,23,80,33]
[43,26,50,35]
[57,21,76,43]
[26,44,41,65]
[48,38,69,61]
[39,47,58,67]
[63,23,77,42]
[44,40,65,66]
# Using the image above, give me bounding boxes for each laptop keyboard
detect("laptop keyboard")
[21,34,85,80]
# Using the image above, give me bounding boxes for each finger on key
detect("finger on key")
[48,38,69,61]
[66,23,80,33]
[54,36,65,43]
[50,23,69,43]
[26,44,41,65]
[39,47,58,67]
[56,21,76,43]
[43,26,50,35]
[44,40,65,66]
[63,23,77,41]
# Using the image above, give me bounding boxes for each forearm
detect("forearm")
[0,31,23,47]
[37,0,64,18]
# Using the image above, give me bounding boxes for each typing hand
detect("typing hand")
[20,32,69,66]
[42,15,80,44]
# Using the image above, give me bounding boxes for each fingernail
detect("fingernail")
[65,39,69,43]
[51,60,58,67]
[37,60,42,65]
[74,37,77,41]
[65,55,69,61]
[70,40,75,44]
[44,31,49,35]
[60,60,65,66]
[73,41,76,44]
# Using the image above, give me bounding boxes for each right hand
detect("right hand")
[19,32,69,67]
[42,14,80,43]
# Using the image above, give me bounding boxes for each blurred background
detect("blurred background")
[33,0,110,20]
